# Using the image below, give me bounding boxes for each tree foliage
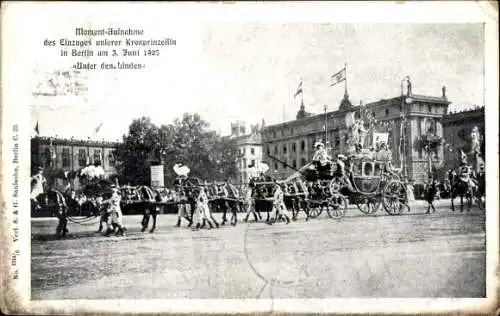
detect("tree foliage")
[115,113,240,186]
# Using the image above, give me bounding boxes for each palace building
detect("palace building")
[261,83,450,185]
[31,136,121,189]
[442,106,485,169]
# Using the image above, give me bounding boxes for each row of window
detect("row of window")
[239,147,256,156]
[270,127,295,139]
[267,140,307,156]
[42,147,115,168]
[271,157,308,171]
[238,158,256,169]
[266,135,348,156]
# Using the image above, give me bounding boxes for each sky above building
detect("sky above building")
[19,4,485,142]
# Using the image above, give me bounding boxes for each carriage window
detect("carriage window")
[94,150,102,166]
[62,147,70,167]
[352,161,362,175]
[363,162,374,176]
[374,163,382,176]
[78,149,87,166]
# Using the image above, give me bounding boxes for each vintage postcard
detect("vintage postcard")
[1,1,498,314]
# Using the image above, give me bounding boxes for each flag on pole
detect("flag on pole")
[294,80,303,98]
[34,121,40,135]
[345,111,356,127]
[94,122,103,134]
[330,67,346,87]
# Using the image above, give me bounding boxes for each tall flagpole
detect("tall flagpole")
[301,79,304,108]
[324,105,328,150]
[344,62,348,95]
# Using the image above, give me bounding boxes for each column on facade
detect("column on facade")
[435,120,444,161]
[409,118,419,160]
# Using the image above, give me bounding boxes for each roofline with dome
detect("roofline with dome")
[263,93,450,131]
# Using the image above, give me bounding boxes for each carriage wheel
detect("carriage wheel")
[307,202,323,218]
[382,180,407,215]
[329,178,343,195]
[326,196,347,219]
[356,197,381,215]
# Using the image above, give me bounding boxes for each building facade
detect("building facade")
[230,121,263,184]
[261,87,450,184]
[31,136,121,189]
[442,106,485,169]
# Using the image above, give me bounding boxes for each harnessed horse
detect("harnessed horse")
[249,177,275,222]
[448,166,474,212]
[136,185,160,233]
[219,182,240,226]
[173,176,202,227]
[32,189,69,238]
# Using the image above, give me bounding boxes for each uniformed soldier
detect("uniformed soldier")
[269,182,291,225]
[224,179,239,226]
[425,177,439,214]
[458,150,477,190]
[31,167,47,202]
[243,185,260,222]
[175,188,191,227]
[334,154,355,193]
[193,186,217,230]
[103,186,125,236]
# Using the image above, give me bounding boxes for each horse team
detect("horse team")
[32,159,485,239]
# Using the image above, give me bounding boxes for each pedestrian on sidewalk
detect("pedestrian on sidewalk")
[425,177,438,214]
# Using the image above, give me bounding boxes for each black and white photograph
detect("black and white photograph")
[1,2,498,314]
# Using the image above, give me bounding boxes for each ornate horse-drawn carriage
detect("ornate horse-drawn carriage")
[276,148,409,218]
[345,156,409,215]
